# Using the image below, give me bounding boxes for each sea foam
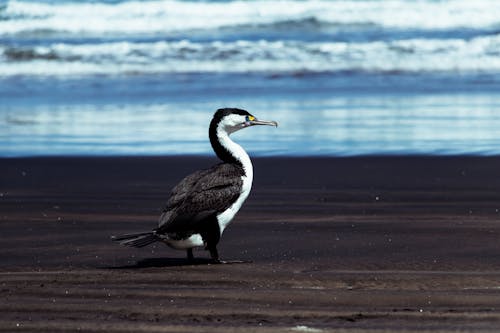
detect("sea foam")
[2,36,500,77]
[2,0,500,36]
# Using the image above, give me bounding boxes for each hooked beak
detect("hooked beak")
[248,119,278,127]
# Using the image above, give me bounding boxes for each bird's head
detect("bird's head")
[211,108,278,135]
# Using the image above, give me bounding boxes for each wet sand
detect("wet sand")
[1,156,500,332]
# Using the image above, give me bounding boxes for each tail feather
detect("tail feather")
[111,231,158,248]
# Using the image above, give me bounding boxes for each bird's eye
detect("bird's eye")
[245,116,250,122]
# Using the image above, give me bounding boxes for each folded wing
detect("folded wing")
[157,163,245,234]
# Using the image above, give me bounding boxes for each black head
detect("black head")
[210,108,252,129]
[209,108,278,164]
[210,108,277,135]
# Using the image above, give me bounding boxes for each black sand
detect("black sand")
[1,156,500,332]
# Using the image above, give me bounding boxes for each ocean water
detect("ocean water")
[1,0,500,157]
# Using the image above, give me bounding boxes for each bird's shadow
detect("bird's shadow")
[107,257,214,269]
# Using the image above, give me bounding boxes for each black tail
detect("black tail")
[111,231,158,248]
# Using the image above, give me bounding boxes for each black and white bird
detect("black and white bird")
[112,108,277,263]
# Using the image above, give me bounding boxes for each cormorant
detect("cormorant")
[112,108,278,263]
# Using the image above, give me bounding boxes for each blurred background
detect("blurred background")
[1,0,500,157]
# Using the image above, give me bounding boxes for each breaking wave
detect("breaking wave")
[2,0,500,77]
[2,36,500,76]
[1,0,500,37]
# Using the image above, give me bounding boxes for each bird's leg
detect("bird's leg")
[187,248,194,261]
[207,244,251,265]
[208,245,221,264]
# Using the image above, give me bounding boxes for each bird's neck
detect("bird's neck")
[210,126,253,179]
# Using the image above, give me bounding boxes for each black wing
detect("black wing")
[157,163,244,234]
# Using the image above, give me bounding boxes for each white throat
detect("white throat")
[215,125,254,234]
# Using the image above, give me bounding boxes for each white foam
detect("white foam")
[2,0,500,36]
[2,35,500,77]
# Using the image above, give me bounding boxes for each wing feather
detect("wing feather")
[158,163,244,233]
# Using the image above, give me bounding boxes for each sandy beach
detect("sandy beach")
[1,156,500,332]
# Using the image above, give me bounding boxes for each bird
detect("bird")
[112,108,278,263]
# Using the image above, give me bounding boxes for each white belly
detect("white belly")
[163,233,204,250]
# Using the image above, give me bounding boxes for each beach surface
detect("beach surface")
[1,156,500,332]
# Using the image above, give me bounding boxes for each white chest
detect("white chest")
[215,124,254,235]
[216,173,252,235]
